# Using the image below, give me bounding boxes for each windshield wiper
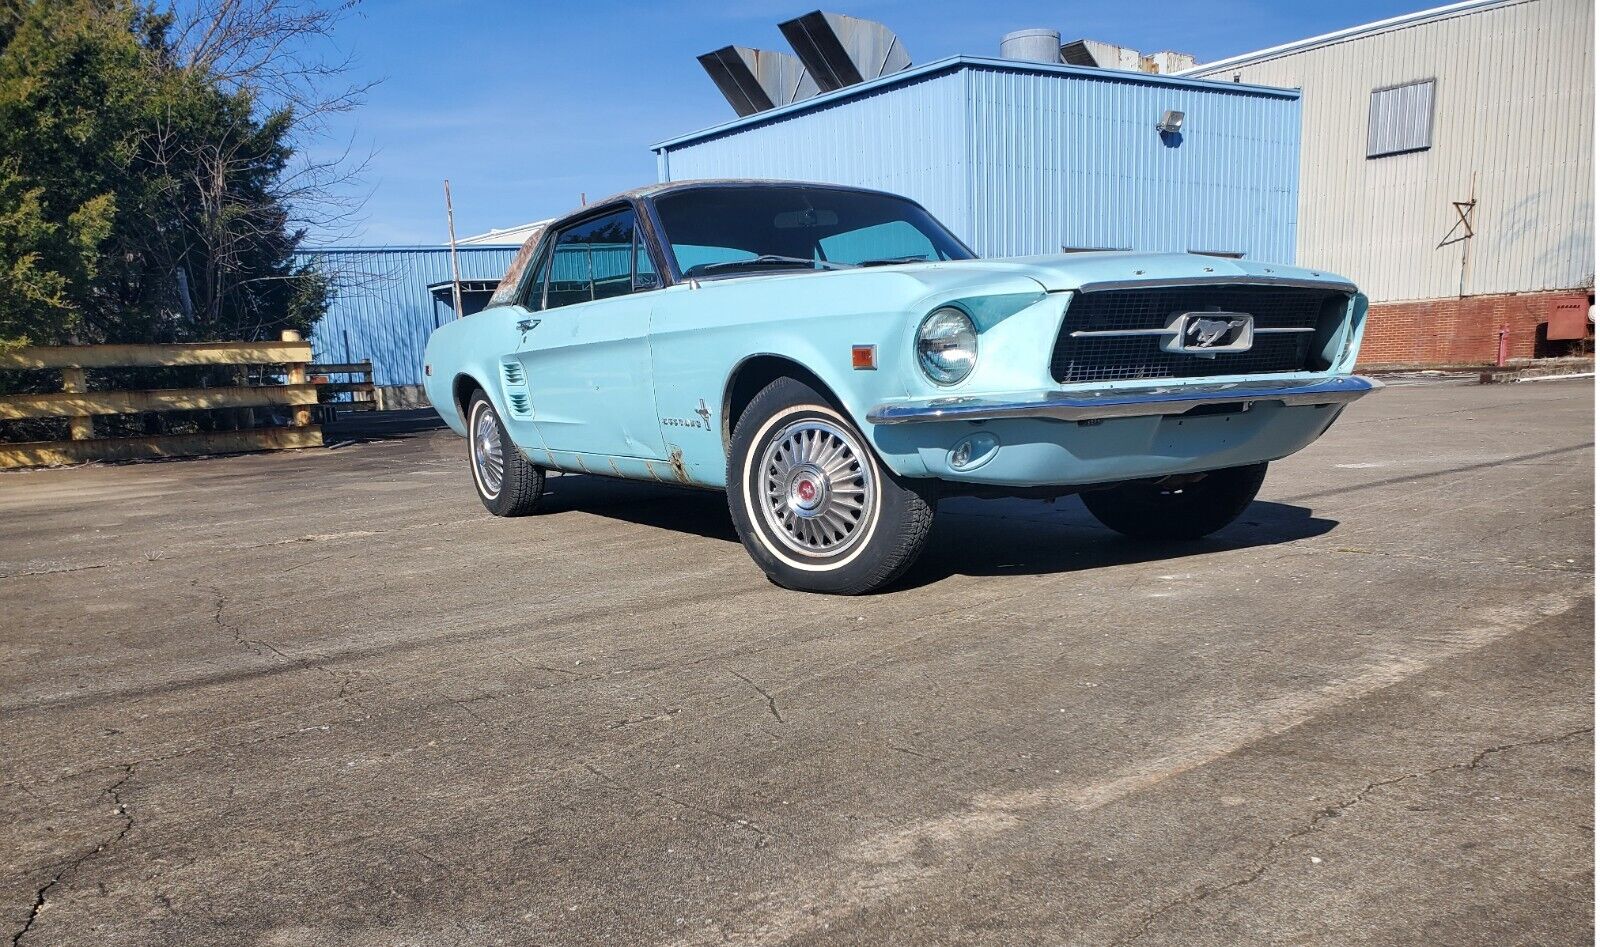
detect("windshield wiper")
[857,254,932,267]
[686,255,848,277]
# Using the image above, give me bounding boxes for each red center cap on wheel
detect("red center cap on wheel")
[796,479,817,502]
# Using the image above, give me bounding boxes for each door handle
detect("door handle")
[517,318,541,333]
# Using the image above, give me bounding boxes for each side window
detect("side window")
[543,207,637,309]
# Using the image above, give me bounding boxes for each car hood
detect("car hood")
[872,251,1357,294]
[677,252,1356,315]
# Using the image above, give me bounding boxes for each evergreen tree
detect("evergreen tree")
[0,0,334,348]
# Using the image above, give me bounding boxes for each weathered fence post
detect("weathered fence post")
[283,330,312,429]
[61,366,93,441]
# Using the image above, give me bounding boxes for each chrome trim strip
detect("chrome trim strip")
[1073,275,1358,294]
[1070,325,1315,338]
[866,375,1382,425]
[1069,328,1170,338]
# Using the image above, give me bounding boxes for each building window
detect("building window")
[1367,79,1435,158]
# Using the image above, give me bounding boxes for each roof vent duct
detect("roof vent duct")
[1060,38,1142,71]
[778,10,911,93]
[1000,29,1062,64]
[1061,38,1196,74]
[698,46,820,116]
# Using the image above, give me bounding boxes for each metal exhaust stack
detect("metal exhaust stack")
[1000,29,1062,64]
[778,10,911,93]
[698,46,820,117]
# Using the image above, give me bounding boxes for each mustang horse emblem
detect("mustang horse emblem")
[1187,316,1245,348]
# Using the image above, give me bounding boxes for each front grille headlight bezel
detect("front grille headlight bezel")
[916,306,978,386]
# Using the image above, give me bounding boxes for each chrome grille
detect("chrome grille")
[1050,285,1348,384]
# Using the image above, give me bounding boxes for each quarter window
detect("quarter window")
[1367,79,1435,158]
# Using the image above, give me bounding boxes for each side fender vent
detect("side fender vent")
[500,358,533,419]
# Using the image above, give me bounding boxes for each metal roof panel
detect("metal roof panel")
[652,54,1298,152]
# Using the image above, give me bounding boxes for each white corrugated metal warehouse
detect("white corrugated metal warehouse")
[1182,0,1594,365]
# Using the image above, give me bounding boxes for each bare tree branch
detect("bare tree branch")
[142,0,377,337]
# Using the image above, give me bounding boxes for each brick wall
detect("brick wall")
[1357,291,1593,367]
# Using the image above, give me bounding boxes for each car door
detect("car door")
[515,205,667,461]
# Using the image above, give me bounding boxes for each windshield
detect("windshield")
[652,185,974,279]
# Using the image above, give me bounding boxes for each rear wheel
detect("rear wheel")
[1080,462,1268,540]
[728,377,935,594]
[467,391,544,516]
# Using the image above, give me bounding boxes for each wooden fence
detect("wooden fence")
[0,331,323,468]
[309,360,376,414]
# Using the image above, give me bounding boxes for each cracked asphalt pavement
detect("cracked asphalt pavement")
[0,377,1592,946]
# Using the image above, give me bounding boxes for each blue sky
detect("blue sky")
[313,0,1433,246]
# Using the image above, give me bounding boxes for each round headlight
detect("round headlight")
[916,307,978,385]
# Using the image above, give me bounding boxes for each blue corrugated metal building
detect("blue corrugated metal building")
[309,55,1300,394]
[296,246,518,387]
[653,55,1301,262]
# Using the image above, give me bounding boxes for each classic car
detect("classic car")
[423,180,1378,594]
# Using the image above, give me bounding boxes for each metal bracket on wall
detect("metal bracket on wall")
[1437,198,1477,248]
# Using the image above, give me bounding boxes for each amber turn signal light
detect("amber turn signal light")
[851,345,877,370]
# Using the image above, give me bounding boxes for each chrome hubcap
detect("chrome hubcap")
[471,403,505,498]
[758,418,875,557]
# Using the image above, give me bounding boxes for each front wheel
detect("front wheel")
[467,391,544,516]
[1080,462,1268,540]
[728,378,935,594]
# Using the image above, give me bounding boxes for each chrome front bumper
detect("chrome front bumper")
[866,375,1381,425]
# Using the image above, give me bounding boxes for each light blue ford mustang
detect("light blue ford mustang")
[423,180,1378,594]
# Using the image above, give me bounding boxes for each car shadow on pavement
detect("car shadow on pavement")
[538,473,741,542]
[893,496,1338,590]
[536,473,1338,587]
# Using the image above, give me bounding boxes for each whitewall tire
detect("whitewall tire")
[467,391,544,517]
[727,377,935,594]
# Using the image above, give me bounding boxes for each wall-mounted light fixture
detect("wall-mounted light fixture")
[1156,110,1185,134]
